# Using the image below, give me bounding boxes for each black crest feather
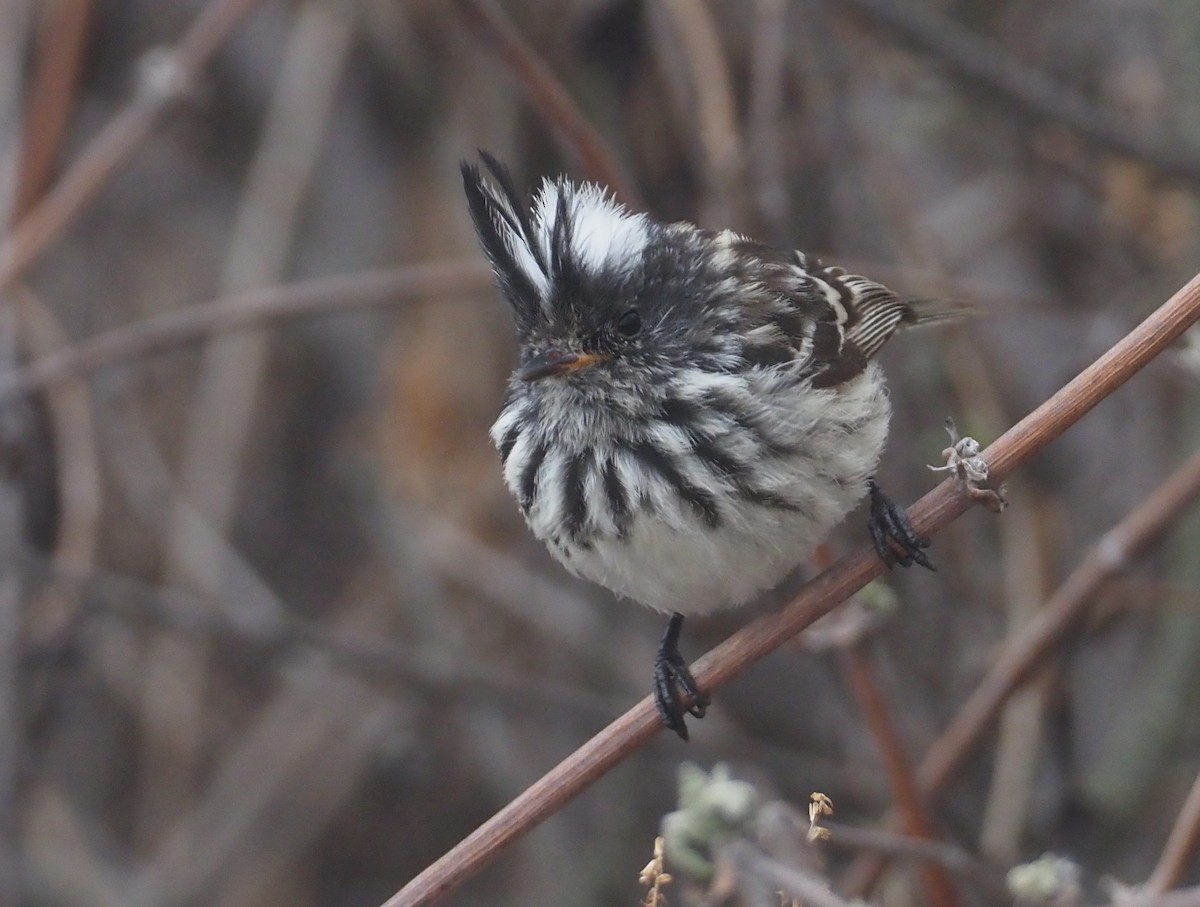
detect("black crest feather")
[460,152,546,334]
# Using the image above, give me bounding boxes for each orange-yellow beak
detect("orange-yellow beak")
[517,351,607,382]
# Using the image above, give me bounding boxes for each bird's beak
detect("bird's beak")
[517,350,607,382]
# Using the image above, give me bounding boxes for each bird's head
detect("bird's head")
[461,154,742,407]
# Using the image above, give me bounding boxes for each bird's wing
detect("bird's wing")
[748,246,930,389]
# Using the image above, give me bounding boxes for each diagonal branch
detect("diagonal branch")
[918,445,1200,799]
[837,0,1200,185]
[1145,746,1200,893]
[0,0,268,300]
[451,0,642,207]
[840,439,1200,898]
[385,270,1200,907]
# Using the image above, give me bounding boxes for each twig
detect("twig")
[822,822,996,879]
[725,841,853,907]
[1098,886,1200,907]
[917,443,1200,797]
[136,0,355,852]
[383,271,1200,907]
[842,438,1200,897]
[836,0,1200,185]
[12,0,92,220]
[0,0,268,300]
[1146,766,1200,894]
[841,645,960,907]
[0,261,491,401]
[652,0,742,225]
[451,0,642,207]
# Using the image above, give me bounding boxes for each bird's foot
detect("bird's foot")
[653,612,709,741]
[868,479,934,571]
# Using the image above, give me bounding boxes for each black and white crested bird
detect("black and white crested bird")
[462,153,945,739]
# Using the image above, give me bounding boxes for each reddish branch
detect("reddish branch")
[1147,746,1200,893]
[0,0,268,299]
[384,272,1200,907]
[12,0,93,218]
[451,0,642,207]
[917,445,1200,799]
[841,646,960,907]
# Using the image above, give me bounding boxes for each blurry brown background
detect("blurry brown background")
[4,0,1200,905]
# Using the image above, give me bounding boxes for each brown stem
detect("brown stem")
[841,646,960,907]
[918,444,1200,798]
[12,0,93,219]
[383,272,1200,907]
[0,0,268,299]
[1146,766,1200,894]
[841,404,1200,897]
[0,261,491,401]
[451,0,641,207]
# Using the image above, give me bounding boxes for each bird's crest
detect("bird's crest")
[461,152,648,332]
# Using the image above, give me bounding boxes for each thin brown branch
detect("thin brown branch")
[917,443,1200,798]
[0,0,268,299]
[837,0,1200,185]
[451,0,642,207]
[384,272,1200,907]
[0,261,492,401]
[653,0,742,225]
[12,0,92,219]
[842,428,1200,898]
[1146,766,1200,894]
[841,645,960,907]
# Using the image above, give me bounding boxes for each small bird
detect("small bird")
[462,153,943,739]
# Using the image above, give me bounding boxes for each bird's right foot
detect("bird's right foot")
[867,479,934,570]
[653,612,709,741]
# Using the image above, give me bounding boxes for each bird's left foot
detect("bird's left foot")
[653,612,709,741]
[867,479,934,570]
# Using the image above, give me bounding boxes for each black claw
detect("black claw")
[653,613,709,741]
[868,479,934,571]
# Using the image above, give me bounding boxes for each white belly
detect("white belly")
[502,366,892,615]
[559,491,863,614]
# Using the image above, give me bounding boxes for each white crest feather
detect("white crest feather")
[533,179,649,278]
[485,191,551,300]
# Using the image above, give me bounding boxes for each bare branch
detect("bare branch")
[837,0,1200,184]
[1146,766,1200,894]
[0,0,269,299]
[0,261,492,401]
[452,0,641,206]
[12,0,92,219]
[840,645,960,907]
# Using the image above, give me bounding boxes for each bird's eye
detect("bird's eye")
[616,309,642,336]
